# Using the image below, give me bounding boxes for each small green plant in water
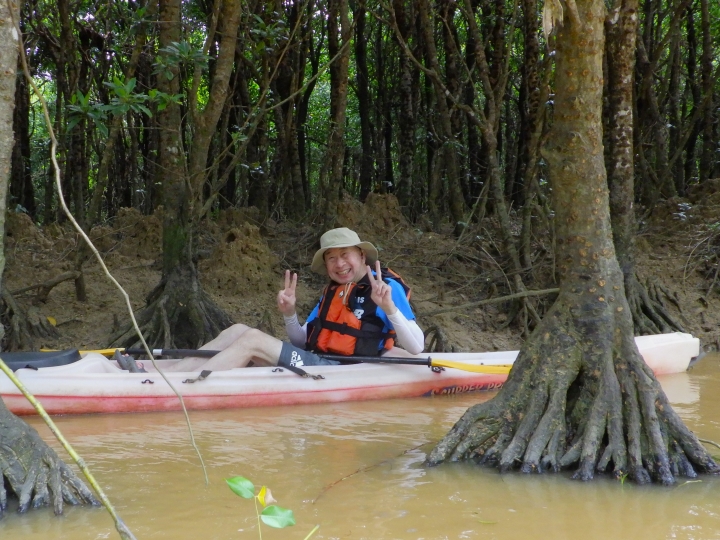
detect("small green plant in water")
[619,472,629,486]
[225,476,319,539]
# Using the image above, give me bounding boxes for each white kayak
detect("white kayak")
[0,332,700,416]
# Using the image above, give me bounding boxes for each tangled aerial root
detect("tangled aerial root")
[0,399,98,518]
[1,289,59,351]
[113,263,233,350]
[427,297,720,485]
[625,273,685,335]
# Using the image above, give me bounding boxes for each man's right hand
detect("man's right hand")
[277,270,298,317]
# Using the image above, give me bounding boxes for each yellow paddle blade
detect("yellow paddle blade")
[41,348,122,357]
[79,348,122,357]
[430,359,513,374]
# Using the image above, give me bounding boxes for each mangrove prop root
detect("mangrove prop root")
[625,273,684,335]
[426,295,720,484]
[524,381,573,472]
[1,289,59,350]
[0,399,98,518]
[113,265,233,350]
[423,324,450,353]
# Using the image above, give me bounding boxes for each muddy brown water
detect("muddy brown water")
[2,357,720,539]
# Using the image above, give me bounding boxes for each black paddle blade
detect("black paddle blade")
[0,349,82,371]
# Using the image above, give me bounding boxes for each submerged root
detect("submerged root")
[0,399,98,518]
[499,384,549,472]
[524,382,572,472]
[427,294,720,484]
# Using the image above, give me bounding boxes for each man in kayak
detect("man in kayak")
[168,228,424,371]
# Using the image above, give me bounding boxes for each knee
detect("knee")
[220,323,251,340]
[236,328,264,346]
[232,328,277,353]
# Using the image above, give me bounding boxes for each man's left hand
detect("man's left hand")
[367,260,397,315]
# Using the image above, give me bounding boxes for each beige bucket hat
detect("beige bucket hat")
[311,228,378,274]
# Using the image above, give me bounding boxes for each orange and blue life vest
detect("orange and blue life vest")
[306,269,412,357]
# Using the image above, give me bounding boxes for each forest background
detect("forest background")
[2,0,720,355]
[0,0,719,514]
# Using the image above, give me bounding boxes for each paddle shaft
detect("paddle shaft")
[123,348,432,367]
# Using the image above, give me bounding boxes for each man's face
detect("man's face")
[324,246,367,284]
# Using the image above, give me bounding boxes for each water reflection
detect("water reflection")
[1,358,720,539]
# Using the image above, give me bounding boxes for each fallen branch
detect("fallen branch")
[10,271,81,303]
[699,438,720,451]
[312,441,433,504]
[419,288,560,317]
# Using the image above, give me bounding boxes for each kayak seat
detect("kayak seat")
[1,349,82,371]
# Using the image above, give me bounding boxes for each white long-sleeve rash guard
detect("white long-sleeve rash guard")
[283,310,425,355]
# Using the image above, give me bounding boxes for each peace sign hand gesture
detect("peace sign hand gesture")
[367,260,398,315]
[277,270,298,317]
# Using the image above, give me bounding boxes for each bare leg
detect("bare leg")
[198,324,253,351]
[167,328,283,371]
[168,324,254,371]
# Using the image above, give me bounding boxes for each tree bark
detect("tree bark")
[416,0,465,231]
[0,397,98,517]
[10,61,34,217]
[606,0,682,335]
[116,0,234,349]
[667,33,684,194]
[86,0,156,228]
[0,0,98,516]
[354,1,374,201]
[428,0,718,484]
[188,0,242,211]
[156,0,187,275]
[683,7,700,185]
[513,0,540,210]
[391,0,417,214]
[297,1,322,209]
[321,0,351,229]
[0,0,16,293]
[697,0,714,182]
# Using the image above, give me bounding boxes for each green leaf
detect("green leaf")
[136,104,152,117]
[225,476,255,498]
[260,505,295,528]
[66,116,81,132]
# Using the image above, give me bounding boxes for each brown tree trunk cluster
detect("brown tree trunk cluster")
[0,0,98,518]
[428,0,719,484]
